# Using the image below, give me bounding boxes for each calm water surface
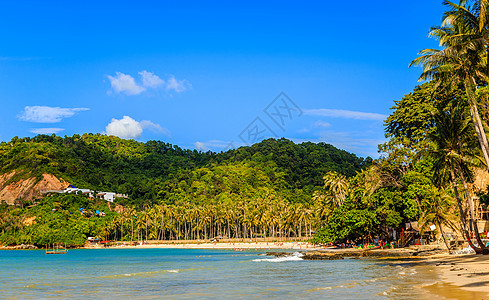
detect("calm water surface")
[0,248,436,299]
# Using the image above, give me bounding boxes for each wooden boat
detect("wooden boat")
[45,243,68,255]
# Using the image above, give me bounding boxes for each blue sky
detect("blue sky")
[0,1,445,157]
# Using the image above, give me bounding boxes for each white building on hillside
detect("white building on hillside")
[96,192,116,202]
[41,185,128,203]
[63,187,93,197]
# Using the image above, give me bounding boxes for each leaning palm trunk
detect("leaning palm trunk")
[450,163,481,253]
[465,80,489,168]
[457,161,488,253]
[437,221,452,254]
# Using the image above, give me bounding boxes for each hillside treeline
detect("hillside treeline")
[0,136,369,246]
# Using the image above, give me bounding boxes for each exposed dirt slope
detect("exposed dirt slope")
[0,171,69,205]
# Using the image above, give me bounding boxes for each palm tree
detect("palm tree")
[135,211,145,242]
[112,216,121,241]
[156,204,166,240]
[428,103,487,253]
[418,186,457,253]
[312,188,334,223]
[321,171,349,207]
[126,207,136,242]
[410,0,489,170]
[148,206,158,240]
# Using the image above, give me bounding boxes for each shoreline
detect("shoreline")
[0,241,319,251]
[405,254,489,298]
[87,241,319,250]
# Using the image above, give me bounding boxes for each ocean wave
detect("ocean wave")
[99,268,187,279]
[253,252,303,262]
[396,266,417,277]
[403,269,417,276]
[381,286,397,296]
[306,285,346,293]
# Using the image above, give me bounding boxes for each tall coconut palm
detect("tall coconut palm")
[411,0,489,170]
[418,186,457,253]
[312,188,334,221]
[157,204,167,240]
[321,171,349,207]
[429,103,487,253]
[126,207,136,242]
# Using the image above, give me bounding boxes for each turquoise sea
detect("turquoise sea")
[0,248,437,299]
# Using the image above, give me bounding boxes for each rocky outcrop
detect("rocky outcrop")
[266,246,446,260]
[14,244,38,249]
[300,249,417,260]
[266,252,291,257]
[0,244,38,250]
[0,171,69,205]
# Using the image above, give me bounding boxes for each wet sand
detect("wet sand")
[402,254,489,298]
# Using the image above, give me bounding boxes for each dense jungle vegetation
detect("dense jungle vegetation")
[0,135,369,246]
[4,1,489,252]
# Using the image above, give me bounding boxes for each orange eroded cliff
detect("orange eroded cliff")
[0,171,69,205]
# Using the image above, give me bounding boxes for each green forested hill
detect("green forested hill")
[0,134,369,206]
[0,134,370,246]
[222,138,371,188]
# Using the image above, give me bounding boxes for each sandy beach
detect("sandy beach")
[396,254,489,298]
[436,255,489,294]
[99,241,319,250]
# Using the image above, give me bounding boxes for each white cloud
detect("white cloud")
[166,76,191,93]
[139,70,164,88]
[195,141,208,151]
[313,121,331,128]
[194,140,237,152]
[105,116,143,139]
[107,72,146,95]
[140,120,171,137]
[30,128,65,134]
[298,120,331,133]
[304,108,387,121]
[105,116,169,139]
[291,130,386,158]
[19,106,89,123]
[107,71,190,95]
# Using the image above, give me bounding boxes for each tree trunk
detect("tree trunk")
[159,214,165,241]
[121,219,124,241]
[457,162,488,254]
[465,81,489,170]
[227,220,230,239]
[437,221,451,254]
[196,216,200,240]
[449,162,481,253]
[190,219,193,240]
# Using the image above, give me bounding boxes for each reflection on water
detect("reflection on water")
[0,248,472,299]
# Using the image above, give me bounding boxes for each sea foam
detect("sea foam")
[253,252,303,262]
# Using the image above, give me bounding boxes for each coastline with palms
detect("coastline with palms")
[3,0,489,298]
